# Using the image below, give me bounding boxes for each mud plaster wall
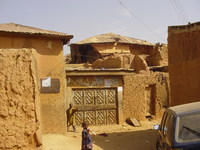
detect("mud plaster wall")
[92,54,134,69]
[92,43,130,54]
[130,55,148,73]
[91,44,162,69]
[90,43,138,69]
[0,35,67,134]
[91,43,155,56]
[129,45,154,55]
[123,72,170,120]
[0,49,41,150]
[72,43,158,69]
[146,45,168,66]
[93,56,122,69]
[168,25,200,106]
[158,45,168,66]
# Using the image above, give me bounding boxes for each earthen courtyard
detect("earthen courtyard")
[42,120,160,150]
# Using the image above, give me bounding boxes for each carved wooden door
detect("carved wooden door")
[73,88,118,126]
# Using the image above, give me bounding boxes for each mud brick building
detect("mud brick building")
[70,33,168,70]
[66,33,169,125]
[0,23,72,150]
[168,21,200,106]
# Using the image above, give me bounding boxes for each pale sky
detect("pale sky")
[0,0,200,54]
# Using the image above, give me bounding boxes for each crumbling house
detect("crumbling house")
[0,23,73,150]
[66,33,169,126]
[168,21,200,106]
[70,33,168,71]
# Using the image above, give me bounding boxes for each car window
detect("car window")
[176,112,200,143]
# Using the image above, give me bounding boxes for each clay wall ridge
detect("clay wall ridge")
[168,21,200,34]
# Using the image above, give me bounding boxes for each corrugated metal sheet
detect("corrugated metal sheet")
[0,23,73,39]
[73,32,154,46]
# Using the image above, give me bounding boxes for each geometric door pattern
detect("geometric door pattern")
[73,88,118,126]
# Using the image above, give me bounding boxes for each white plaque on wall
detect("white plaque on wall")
[118,86,123,92]
[42,77,51,87]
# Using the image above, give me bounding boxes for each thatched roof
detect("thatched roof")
[72,32,154,46]
[0,23,73,44]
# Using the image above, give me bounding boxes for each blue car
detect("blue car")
[154,102,200,150]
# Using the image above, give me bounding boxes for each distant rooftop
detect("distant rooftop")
[0,23,73,44]
[72,32,154,46]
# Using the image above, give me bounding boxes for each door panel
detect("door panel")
[84,90,94,105]
[85,110,95,126]
[73,90,83,106]
[73,88,118,126]
[74,111,84,126]
[107,89,116,104]
[96,90,106,105]
[107,109,117,125]
[96,110,107,125]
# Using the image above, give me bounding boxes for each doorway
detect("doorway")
[145,85,156,116]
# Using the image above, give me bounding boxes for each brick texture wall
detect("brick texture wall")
[168,22,200,106]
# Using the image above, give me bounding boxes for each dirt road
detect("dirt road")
[42,120,160,150]
[93,129,158,150]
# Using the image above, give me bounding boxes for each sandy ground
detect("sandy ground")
[42,120,160,150]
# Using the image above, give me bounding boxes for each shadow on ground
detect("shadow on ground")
[93,129,158,150]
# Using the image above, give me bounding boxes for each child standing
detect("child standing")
[66,103,78,132]
[81,122,95,150]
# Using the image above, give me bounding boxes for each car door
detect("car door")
[158,112,168,150]
[158,111,174,150]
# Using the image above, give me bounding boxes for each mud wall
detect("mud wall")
[92,55,122,69]
[93,43,130,54]
[0,49,41,150]
[129,44,154,55]
[146,44,168,67]
[130,55,148,73]
[168,23,200,106]
[92,54,134,69]
[93,43,154,55]
[158,45,168,66]
[0,35,67,134]
[123,72,169,120]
